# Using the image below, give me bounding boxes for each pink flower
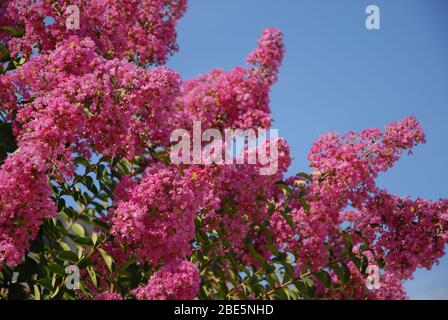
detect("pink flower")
[1,0,187,65]
[247,28,285,84]
[175,29,285,132]
[92,292,123,300]
[9,36,181,179]
[132,259,200,300]
[110,164,201,265]
[0,143,56,268]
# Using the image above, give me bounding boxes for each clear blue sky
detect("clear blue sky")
[166,0,448,299]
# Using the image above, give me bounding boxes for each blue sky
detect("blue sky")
[166,0,448,299]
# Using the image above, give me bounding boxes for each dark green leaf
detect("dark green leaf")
[331,262,350,285]
[299,197,310,213]
[47,264,66,277]
[1,26,25,38]
[275,180,292,194]
[296,172,312,181]
[71,236,94,247]
[37,278,53,291]
[0,44,10,62]
[57,251,79,263]
[315,270,332,288]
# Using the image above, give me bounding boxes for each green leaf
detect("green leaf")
[71,236,93,247]
[63,207,77,220]
[331,262,350,285]
[47,264,66,277]
[295,280,308,298]
[294,277,316,299]
[57,240,71,251]
[221,199,236,218]
[96,165,106,178]
[284,287,299,300]
[340,262,351,284]
[349,252,362,270]
[5,61,15,71]
[299,197,310,213]
[359,254,369,274]
[98,248,114,272]
[245,243,266,268]
[1,26,25,38]
[91,232,98,246]
[37,278,53,291]
[57,198,66,212]
[265,264,276,275]
[341,231,353,248]
[86,266,98,287]
[280,208,295,228]
[92,218,110,230]
[296,172,312,181]
[315,270,332,288]
[33,284,41,300]
[0,44,10,62]
[74,156,90,168]
[71,223,85,237]
[275,180,292,195]
[85,175,98,194]
[267,273,280,288]
[77,257,91,269]
[281,260,295,277]
[0,122,18,164]
[57,251,79,263]
[274,288,288,300]
[50,285,60,299]
[303,277,316,296]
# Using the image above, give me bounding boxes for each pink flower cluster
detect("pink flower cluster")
[198,139,291,260]
[1,19,287,280]
[110,139,290,267]
[132,259,200,300]
[108,138,290,296]
[246,28,285,84]
[0,143,56,267]
[175,28,285,131]
[314,260,408,300]
[1,5,183,269]
[268,116,448,298]
[92,291,123,300]
[12,36,180,176]
[0,74,16,115]
[110,164,202,265]
[292,116,426,271]
[1,0,187,65]
[347,192,448,279]
[0,0,17,46]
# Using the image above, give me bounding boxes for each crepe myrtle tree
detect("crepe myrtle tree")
[0,0,447,300]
